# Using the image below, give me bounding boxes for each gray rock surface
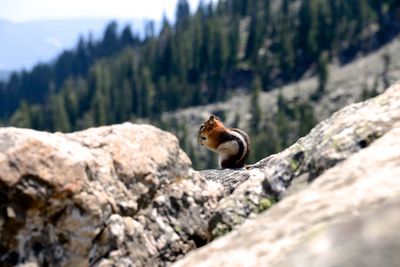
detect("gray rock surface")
[173,105,400,267]
[276,199,400,267]
[0,123,223,267]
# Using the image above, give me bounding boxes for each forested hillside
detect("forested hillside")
[0,0,399,169]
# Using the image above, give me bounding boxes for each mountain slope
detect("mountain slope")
[2,0,399,125]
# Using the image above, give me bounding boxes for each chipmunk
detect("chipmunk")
[197,115,250,169]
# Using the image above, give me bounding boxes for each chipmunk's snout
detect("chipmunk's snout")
[197,134,207,145]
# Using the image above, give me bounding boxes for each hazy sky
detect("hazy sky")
[0,0,213,22]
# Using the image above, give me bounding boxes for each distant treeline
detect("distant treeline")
[0,0,399,132]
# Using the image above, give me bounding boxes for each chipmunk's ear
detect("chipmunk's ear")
[209,115,215,121]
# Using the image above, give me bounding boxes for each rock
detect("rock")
[276,199,400,267]
[173,116,400,267]
[0,123,223,267]
[202,82,400,236]
[1,82,400,267]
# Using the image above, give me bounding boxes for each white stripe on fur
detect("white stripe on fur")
[216,129,248,163]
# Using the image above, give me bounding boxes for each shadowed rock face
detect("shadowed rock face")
[0,123,223,267]
[172,83,400,266]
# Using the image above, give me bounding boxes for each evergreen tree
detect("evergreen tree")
[245,1,263,64]
[49,94,71,132]
[140,68,155,117]
[144,20,155,39]
[275,91,290,150]
[121,25,135,47]
[316,52,329,96]
[102,21,119,56]
[294,102,317,137]
[10,101,32,128]
[91,64,111,125]
[250,76,262,133]
[75,36,89,75]
[298,0,319,64]
[176,0,190,32]
[382,51,391,89]
[228,15,240,67]
[317,0,334,52]
[62,78,80,126]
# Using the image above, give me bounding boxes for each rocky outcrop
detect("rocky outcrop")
[173,83,400,266]
[0,123,223,267]
[1,82,400,267]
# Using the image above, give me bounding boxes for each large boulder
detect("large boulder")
[0,123,223,266]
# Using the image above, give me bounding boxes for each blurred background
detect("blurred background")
[0,0,399,169]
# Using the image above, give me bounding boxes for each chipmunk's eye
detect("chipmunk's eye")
[200,124,204,130]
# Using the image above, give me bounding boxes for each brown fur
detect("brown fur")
[198,115,250,168]
[197,116,226,150]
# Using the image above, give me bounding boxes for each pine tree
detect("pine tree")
[49,94,71,132]
[144,20,155,40]
[76,36,89,75]
[382,51,391,89]
[250,76,262,133]
[316,51,329,95]
[121,25,135,47]
[275,91,290,150]
[294,102,317,137]
[279,6,295,80]
[176,0,190,32]
[62,79,79,127]
[101,21,119,56]
[245,1,263,64]
[91,64,111,125]
[228,15,240,67]
[158,15,173,77]
[140,68,155,117]
[121,79,133,121]
[298,0,319,64]
[317,0,333,52]
[10,101,32,128]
